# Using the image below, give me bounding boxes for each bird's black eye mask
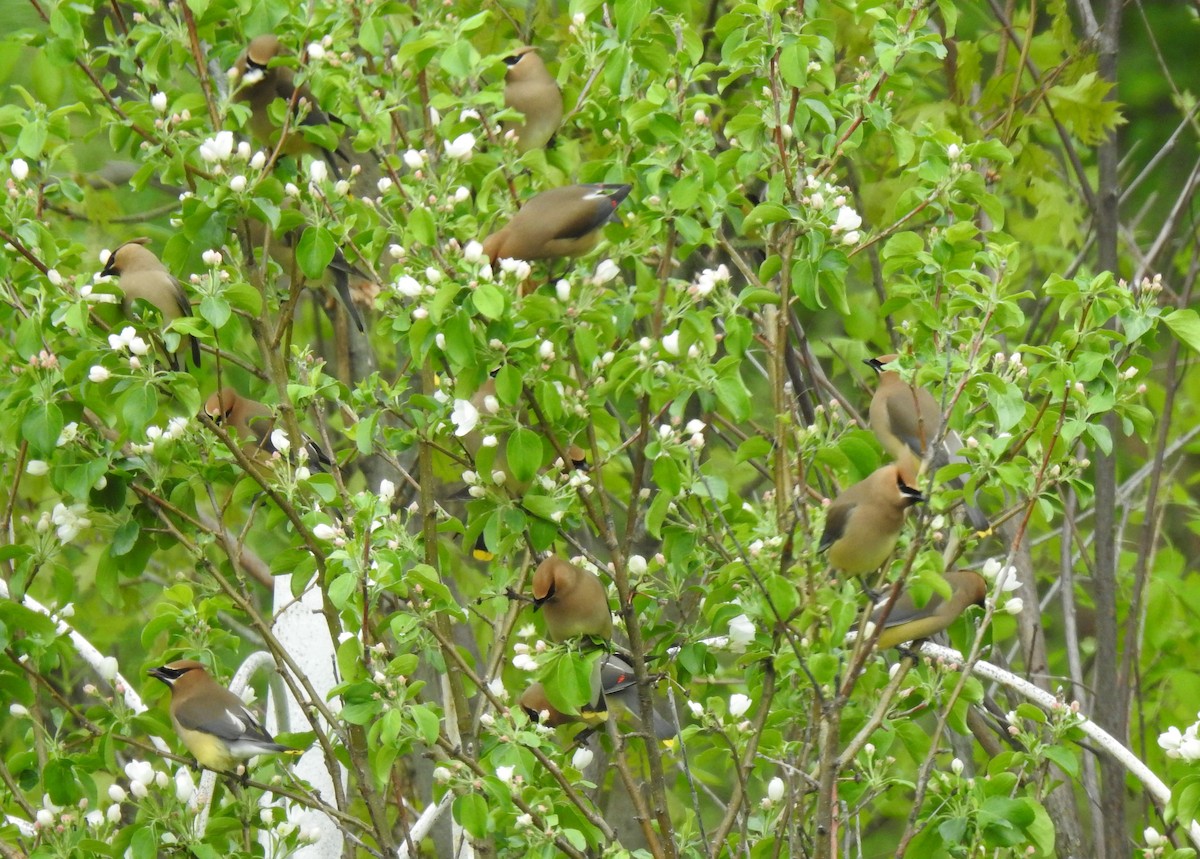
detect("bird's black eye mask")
[532,580,556,609]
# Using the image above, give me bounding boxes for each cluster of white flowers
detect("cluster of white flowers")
[693,264,730,297]
[991,351,1029,379]
[36,502,92,543]
[511,642,539,672]
[654,418,707,453]
[980,558,1024,615]
[801,174,864,245]
[129,416,189,455]
[1158,718,1200,761]
[198,131,235,164]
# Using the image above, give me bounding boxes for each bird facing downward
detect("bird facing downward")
[519,653,675,740]
[819,463,925,579]
[148,660,298,773]
[531,555,613,643]
[234,34,348,177]
[100,239,201,369]
[864,355,989,532]
[481,184,631,263]
[204,386,332,470]
[502,46,563,153]
[869,570,988,649]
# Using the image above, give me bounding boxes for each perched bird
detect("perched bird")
[243,220,366,332]
[203,386,332,470]
[148,660,298,773]
[501,46,563,152]
[519,653,675,740]
[531,555,613,643]
[234,34,347,176]
[869,570,988,649]
[865,355,988,531]
[100,239,201,369]
[819,464,925,579]
[481,184,631,263]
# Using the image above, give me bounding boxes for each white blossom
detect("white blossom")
[947,143,962,160]
[687,700,704,717]
[463,240,483,263]
[236,141,251,161]
[555,279,571,302]
[309,160,328,183]
[512,652,538,672]
[151,92,168,113]
[377,177,393,193]
[124,760,155,787]
[36,809,53,827]
[571,747,594,770]
[767,776,785,803]
[378,479,396,503]
[108,784,127,803]
[98,657,118,681]
[46,269,63,287]
[174,768,195,803]
[451,399,480,437]
[51,502,91,542]
[127,336,150,356]
[1145,827,1166,847]
[26,460,49,476]
[403,149,427,170]
[443,133,476,160]
[482,395,499,414]
[10,158,29,181]
[395,275,422,297]
[495,765,514,784]
[832,205,862,233]
[9,703,28,718]
[306,42,325,60]
[313,523,338,541]
[728,693,752,718]
[249,151,266,170]
[105,803,122,823]
[202,249,222,267]
[229,175,247,192]
[592,258,620,284]
[538,340,555,361]
[198,131,235,163]
[662,331,681,356]
[727,614,755,652]
[628,555,647,575]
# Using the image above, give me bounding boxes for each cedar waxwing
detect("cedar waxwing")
[244,220,366,332]
[502,47,563,153]
[100,239,201,369]
[531,555,613,642]
[865,355,989,532]
[234,35,347,177]
[819,464,925,579]
[481,184,631,263]
[148,660,298,773]
[203,386,332,470]
[519,653,675,740]
[869,570,988,649]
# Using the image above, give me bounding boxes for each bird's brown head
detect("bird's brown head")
[864,354,898,375]
[531,556,562,608]
[893,463,925,506]
[148,659,208,693]
[951,570,989,607]
[503,46,543,78]
[203,387,239,425]
[100,238,154,278]
[245,34,283,69]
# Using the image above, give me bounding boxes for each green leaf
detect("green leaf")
[22,401,63,456]
[473,283,506,320]
[296,227,336,280]
[505,428,542,484]
[1165,308,1200,352]
[453,793,490,840]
